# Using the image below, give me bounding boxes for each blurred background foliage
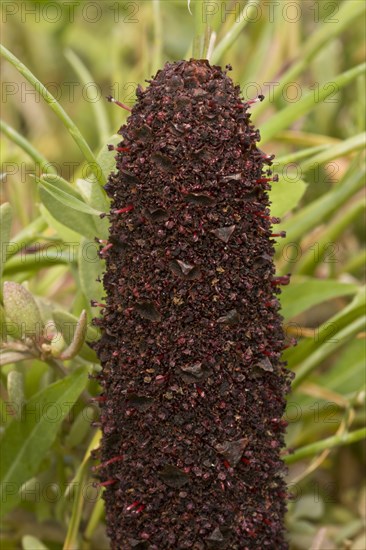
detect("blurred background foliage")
[0,1,365,549]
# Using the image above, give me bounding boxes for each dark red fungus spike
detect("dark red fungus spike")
[93,59,293,549]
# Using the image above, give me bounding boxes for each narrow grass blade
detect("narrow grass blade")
[299,133,366,173]
[0,44,105,186]
[295,201,365,275]
[254,1,366,118]
[64,49,110,146]
[1,119,56,174]
[211,0,261,64]
[260,63,366,143]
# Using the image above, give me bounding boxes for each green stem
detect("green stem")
[284,428,366,465]
[0,44,105,187]
[3,249,74,276]
[151,0,163,75]
[292,316,366,389]
[211,0,262,64]
[274,145,329,167]
[63,430,101,550]
[192,0,212,59]
[1,119,56,174]
[81,497,105,550]
[341,249,366,275]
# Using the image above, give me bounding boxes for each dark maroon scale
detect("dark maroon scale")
[93,59,293,550]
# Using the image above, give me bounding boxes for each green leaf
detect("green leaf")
[211,0,261,63]
[52,310,99,363]
[76,178,110,215]
[260,63,366,143]
[0,366,88,518]
[292,495,324,521]
[65,406,95,448]
[285,287,365,375]
[76,178,109,240]
[253,1,366,119]
[0,203,12,280]
[295,200,365,275]
[39,204,82,243]
[63,430,101,549]
[291,314,365,389]
[277,167,365,252]
[4,217,47,261]
[39,185,98,240]
[7,371,25,421]
[300,133,366,173]
[96,134,121,181]
[314,339,365,396]
[38,179,103,216]
[3,282,44,340]
[269,178,307,219]
[280,277,359,320]
[22,535,49,550]
[274,145,329,167]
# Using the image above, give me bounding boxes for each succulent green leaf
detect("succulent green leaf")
[3,282,44,340]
